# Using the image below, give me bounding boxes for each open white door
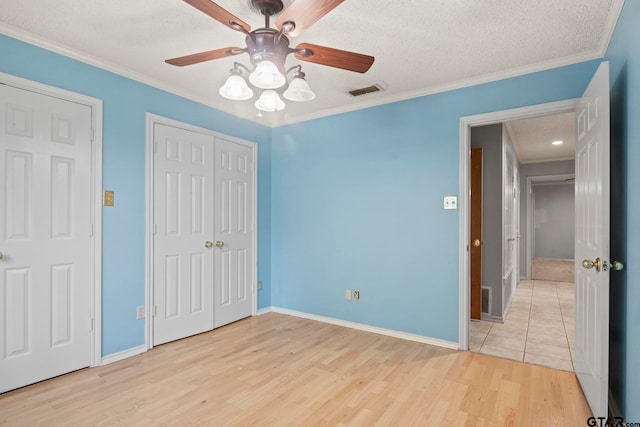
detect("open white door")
[574,61,610,418]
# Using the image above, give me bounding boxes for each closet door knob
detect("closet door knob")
[582,257,602,272]
[205,241,213,249]
[216,241,224,248]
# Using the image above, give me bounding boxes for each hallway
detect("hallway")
[470,279,575,371]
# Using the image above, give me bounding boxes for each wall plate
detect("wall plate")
[444,196,457,210]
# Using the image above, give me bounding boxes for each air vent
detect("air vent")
[349,82,387,97]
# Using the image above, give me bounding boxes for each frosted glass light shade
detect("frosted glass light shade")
[219,75,253,100]
[255,90,285,112]
[249,60,286,89]
[283,77,315,101]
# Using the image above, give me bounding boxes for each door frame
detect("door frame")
[145,113,258,350]
[458,99,577,349]
[525,173,575,278]
[0,71,104,365]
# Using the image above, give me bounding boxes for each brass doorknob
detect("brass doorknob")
[473,239,481,248]
[215,241,224,248]
[205,241,213,249]
[582,257,602,272]
[0,251,3,260]
[611,261,624,271]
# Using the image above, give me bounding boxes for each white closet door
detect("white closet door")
[0,84,92,393]
[153,124,215,345]
[214,138,254,327]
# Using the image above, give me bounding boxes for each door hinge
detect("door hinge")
[91,128,95,142]
[153,305,158,317]
[89,318,94,332]
[154,141,158,153]
[153,224,157,234]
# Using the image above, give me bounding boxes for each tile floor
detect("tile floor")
[470,279,575,371]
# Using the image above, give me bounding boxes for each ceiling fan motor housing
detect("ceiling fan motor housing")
[245,29,294,72]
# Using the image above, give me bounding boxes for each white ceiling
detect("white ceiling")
[0,0,621,127]
[506,112,576,164]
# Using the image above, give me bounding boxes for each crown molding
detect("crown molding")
[271,50,604,127]
[598,0,625,57]
[0,23,236,119]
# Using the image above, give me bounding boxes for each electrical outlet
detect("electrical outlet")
[345,289,351,300]
[354,290,360,301]
[136,306,145,320]
[258,281,263,290]
[443,196,457,210]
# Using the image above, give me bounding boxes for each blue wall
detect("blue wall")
[0,35,272,356]
[271,61,599,342]
[605,0,640,419]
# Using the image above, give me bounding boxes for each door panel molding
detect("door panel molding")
[145,114,257,349]
[458,99,578,350]
[0,71,103,367]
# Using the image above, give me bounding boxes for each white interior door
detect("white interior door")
[214,138,255,327]
[574,61,610,418]
[0,84,92,393]
[153,124,215,345]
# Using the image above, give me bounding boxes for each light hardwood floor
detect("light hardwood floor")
[0,313,591,426]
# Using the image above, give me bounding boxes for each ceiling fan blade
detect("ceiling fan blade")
[294,43,374,73]
[183,0,251,32]
[276,0,344,37]
[165,47,244,66]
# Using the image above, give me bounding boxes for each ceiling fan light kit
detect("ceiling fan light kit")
[283,69,315,102]
[219,73,254,100]
[249,60,286,89]
[255,89,286,112]
[167,0,375,113]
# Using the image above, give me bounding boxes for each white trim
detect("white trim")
[257,307,273,315]
[271,307,459,350]
[1,0,625,131]
[0,71,104,366]
[100,345,146,366]
[458,99,579,352]
[525,173,575,278]
[597,0,626,57]
[145,113,258,350]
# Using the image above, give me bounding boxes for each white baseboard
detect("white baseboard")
[270,307,459,350]
[100,345,146,366]
[480,313,504,323]
[256,306,273,316]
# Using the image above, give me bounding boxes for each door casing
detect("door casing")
[458,99,578,350]
[145,113,258,349]
[0,71,103,365]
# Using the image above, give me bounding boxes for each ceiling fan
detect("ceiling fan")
[165,0,375,110]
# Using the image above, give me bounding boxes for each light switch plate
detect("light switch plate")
[104,190,114,207]
[444,196,457,210]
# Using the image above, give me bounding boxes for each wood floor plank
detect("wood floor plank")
[0,313,592,426]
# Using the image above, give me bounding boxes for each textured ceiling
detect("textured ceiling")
[506,112,576,164]
[0,0,621,127]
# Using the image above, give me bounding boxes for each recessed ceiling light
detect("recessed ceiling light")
[552,140,564,146]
